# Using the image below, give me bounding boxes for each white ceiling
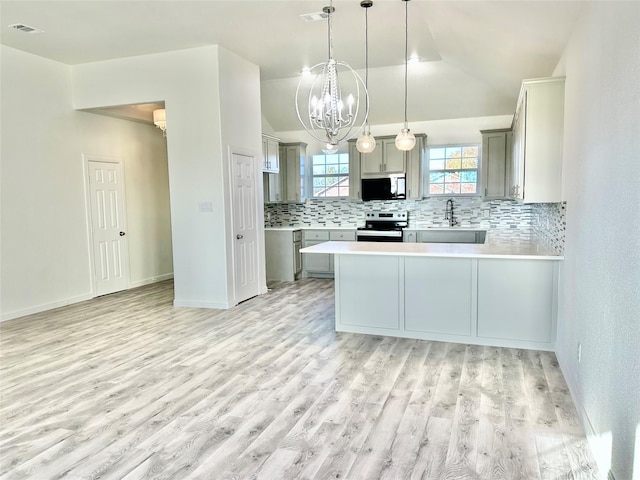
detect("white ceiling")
[0,0,585,131]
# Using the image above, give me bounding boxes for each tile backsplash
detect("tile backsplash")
[265,198,566,253]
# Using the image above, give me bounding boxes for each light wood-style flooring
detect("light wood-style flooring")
[1,279,600,479]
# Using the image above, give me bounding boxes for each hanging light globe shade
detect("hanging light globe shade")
[322,142,340,155]
[356,130,376,153]
[395,127,416,151]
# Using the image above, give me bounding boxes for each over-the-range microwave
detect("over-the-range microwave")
[361,175,406,201]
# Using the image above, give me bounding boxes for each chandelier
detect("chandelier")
[296,1,368,151]
[153,108,167,137]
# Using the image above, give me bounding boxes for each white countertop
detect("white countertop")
[300,240,563,260]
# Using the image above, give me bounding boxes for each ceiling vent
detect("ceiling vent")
[8,23,44,34]
[299,12,329,22]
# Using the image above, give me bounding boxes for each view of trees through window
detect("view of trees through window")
[427,145,479,195]
[311,153,349,198]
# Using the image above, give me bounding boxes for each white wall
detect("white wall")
[71,45,265,308]
[554,3,640,479]
[217,47,265,303]
[0,45,173,320]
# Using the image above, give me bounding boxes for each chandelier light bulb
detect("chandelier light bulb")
[323,142,339,154]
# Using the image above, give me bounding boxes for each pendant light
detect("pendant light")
[395,0,416,151]
[295,0,368,150]
[356,0,376,154]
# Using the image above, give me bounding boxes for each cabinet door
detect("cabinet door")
[261,137,269,171]
[266,173,281,202]
[361,147,383,175]
[266,137,279,173]
[477,259,554,343]
[406,135,424,199]
[303,241,331,272]
[382,139,405,174]
[481,130,509,199]
[403,230,417,242]
[293,240,302,275]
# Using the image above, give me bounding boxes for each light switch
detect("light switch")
[199,201,214,213]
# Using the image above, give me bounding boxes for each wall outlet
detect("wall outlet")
[577,342,582,363]
[482,209,490,218]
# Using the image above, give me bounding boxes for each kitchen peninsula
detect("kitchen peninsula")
[300,239,563,351]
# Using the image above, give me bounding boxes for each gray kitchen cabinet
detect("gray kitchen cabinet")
[262,134,280,173]
[481,128,511,199]
[406,134,426,200]
[349,134,425,200]
[403,230,417,242]
[347,140,361,200]
[303,229,356,278]
[510,77,565,203]
[264,142,306,204]
[265,229,303,282]
[360,137,405,176]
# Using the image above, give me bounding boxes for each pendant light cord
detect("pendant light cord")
[403,0,409,125]
[365,4,370,128]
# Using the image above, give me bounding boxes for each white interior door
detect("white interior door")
[88,160,130,296]
[231,152,259,304]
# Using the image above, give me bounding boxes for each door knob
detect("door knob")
[119,232,126,236]
[236,234,243,239]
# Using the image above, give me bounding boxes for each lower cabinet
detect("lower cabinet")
[303,229,356,278]
[265,229,302,282]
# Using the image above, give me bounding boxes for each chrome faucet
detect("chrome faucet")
[445,198,458,227]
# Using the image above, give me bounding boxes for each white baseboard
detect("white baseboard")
[1,293,93,323]
[556,348,612,480]
[173,299,231,309]
[129,273,174,289]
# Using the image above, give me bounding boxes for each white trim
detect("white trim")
[128,273,174,289]
[1,294,93,323]
[173,299,231,309]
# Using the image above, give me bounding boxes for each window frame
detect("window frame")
[423,143,482,197]
[308,152,350,199]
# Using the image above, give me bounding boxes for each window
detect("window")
[310,153,349,198]
[425,145,479,195]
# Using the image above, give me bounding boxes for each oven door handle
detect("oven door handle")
[356,230,403,238]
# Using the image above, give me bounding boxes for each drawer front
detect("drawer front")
[329,230,356,241]
[292,230,302,242]
[304,230,330,241]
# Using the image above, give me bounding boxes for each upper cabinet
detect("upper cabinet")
[262,134,280,173]
[361,137,405,176]
[481,128,512,199]
[348,133,425,201]
[510,77,565,203]
[279,142,306,203]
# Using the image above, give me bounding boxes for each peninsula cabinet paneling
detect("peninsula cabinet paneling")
[477,259,556,343]
[510,77,565,203]
[265,229,302,282]
[481,128,512,199]
[405,257,473,336]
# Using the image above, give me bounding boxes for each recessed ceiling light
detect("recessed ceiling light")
[408,55,422,65]
[8,23,44,34]
[300,67,312,77]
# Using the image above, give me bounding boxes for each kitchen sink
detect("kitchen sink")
[418,229,487,244]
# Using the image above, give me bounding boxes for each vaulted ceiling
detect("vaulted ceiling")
[0,0,585,131]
